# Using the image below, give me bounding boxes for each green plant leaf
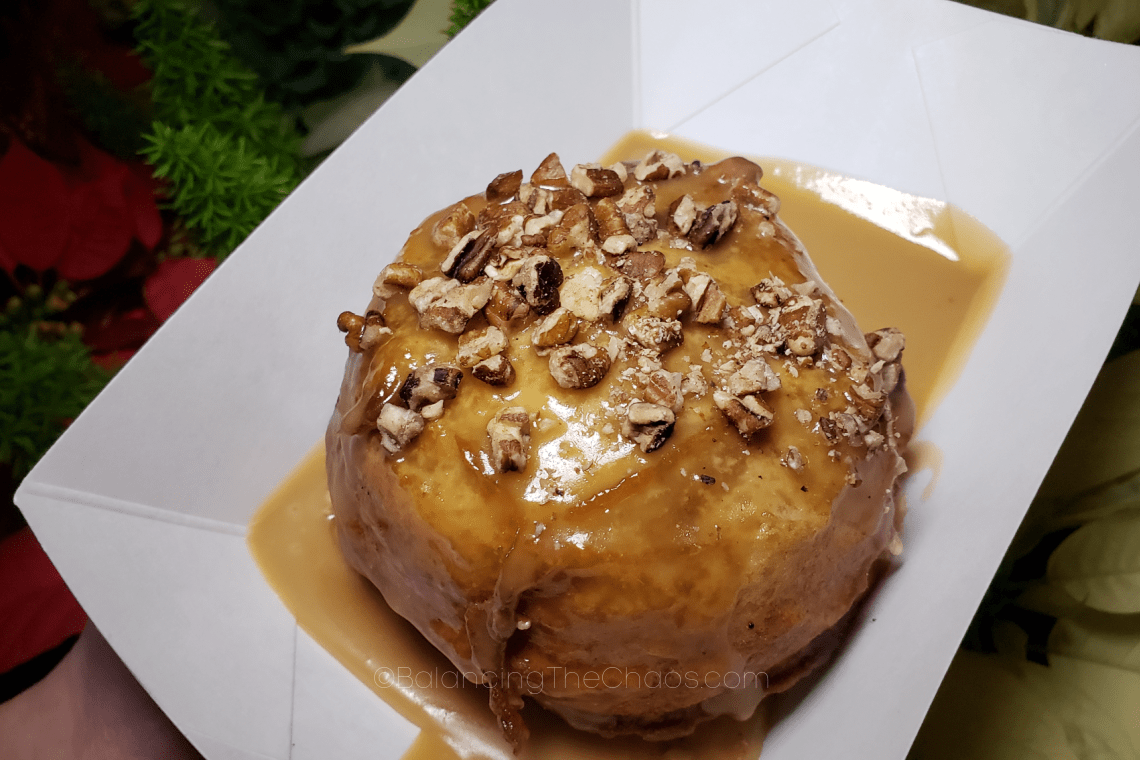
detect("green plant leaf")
[1048,512,1140,614]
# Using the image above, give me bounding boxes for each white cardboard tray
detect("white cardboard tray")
[16,1,1140,758]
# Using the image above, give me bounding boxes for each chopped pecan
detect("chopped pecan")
[633,150,685,182]
[487,407,531,472]
[431,202,476,251]
[593,197,636,254]
[713,390,773,441]
[621,402,676,453]
[616,185,657,244]
[399,365,463,412]
[487,170,523,203]
[337,311,365,352]
[689,200,739,249]
[377,403,426,454]
[828,346,853,371]
[457,326,509,368]
[644,368,684,413]
[479,199,529,227]
[531,307,579,347]
[420,400,445,421]
[683,273,727,324]
[485,280,531,329]
[626,316,684,353]
[358,310,392,351]
[732,182,781,217]
[598,276,633,322]
[530,153,570,188]
[644,271,692,320]
[473,354,516,386]
[727,358,781,396]
[618,250,666,282]
[782,446,804,470]
[667,194,698,236]
[377,262,423,290]
[546,203,598,257]
[548,343,611,389]
[779,295,826,356]
[408,277,493,334]
[750,276,791,308]
[877,361,902,394]
[549,186,589,210]
[560,268,606,321]
[442,228,497,282]
[518,183,550,214]
[512,256,563,316]
[570,163,624,198]
[866,327,906,363]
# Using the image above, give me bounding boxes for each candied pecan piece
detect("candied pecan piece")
[667,194,699,236]
[377,262,423,290]
[443,228,497,282]
[618,250,666,282]
[546,203,597,257]
[689,200,739,249]
[779,294,826,356]
[713,390,773,441]
[531,307,579,347]
[398,365,463,412]
[487,170,523,203]
[487,407,531,472]
[683,273,727,324]
[625,315,683,353]
[408,276,492,334]
[570,164,624,198]
[485,280,530,329]
[633,150,686,181]
[548,343,611,389]
[644,272,692,320]
[727,358,781,396]
[431,202,476,251]
[530,153,570,188]
[457,326,509,368]
[622,402,676,453]
[598,276,633,322]
[377,403,426,454]
[866,327,906,363]
[616,185,657,244]
[644,368,684,413]
[512,255,563,316]
[473,354,516,386]
[548,187,588,210]
[751,276,792,308]
[593,197,636,254]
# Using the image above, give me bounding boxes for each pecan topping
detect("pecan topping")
[645,368,684,413]
[593,197,636,255]
[358,310,392,351]
[626,315,683,352]
[457,326,509,368]
[485,280,530,329]
[714,390,773,441]
[598,276,632,322]
[779,294,826,356]
[472,354,516,386]
[684,273,727,324]
[431,202,476,251]
[531,307,579,348]
[377,262,423,290]
[487,407,531,472]
[866,327,906,363]
[512,256,563,316]
[408,276,493,334]
[633,150,685,182]
[689,200,739,249]
[546,203,597,257]
[486,170,523,203]
[751,276,791,308]
[727,358,781,396]
[570,164,624,198]
[621,402,676,453]
[442,228,497,282]
[616,185,657,244]
[377,403,426,454]
[530,153,570,188]
[398,365,463,411]
[618,250,666,282]
[644,271,691,320]
[548,343,611,389]
[337,311,365,352]
[667,194,698,236]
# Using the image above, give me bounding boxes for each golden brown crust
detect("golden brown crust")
[327,152,912,744]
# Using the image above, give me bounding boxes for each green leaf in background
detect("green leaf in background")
[445,0,494,37]
[1050,615,1140,674]
[909,649,1137,759]
[1047,511,1140,614]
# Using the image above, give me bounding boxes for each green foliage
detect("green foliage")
[446,0,495,37]
[132,0,305,257]
[141,121,298,254]
[962,0,1140,42]
[0,326,111,481]
[59,67,152,161]
[212,0,416,109]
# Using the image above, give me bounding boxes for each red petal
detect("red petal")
[55,175,133,281]
[145,258,217,323]
[123,164,162,249]
[0,139,71,272]
[83,307,160,353]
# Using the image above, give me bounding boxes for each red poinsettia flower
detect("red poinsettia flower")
[144,257,218,323]
[0,137,162,281]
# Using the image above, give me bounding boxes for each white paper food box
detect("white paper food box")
[17,1,1140,758]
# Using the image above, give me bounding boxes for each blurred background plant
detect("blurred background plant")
[0,0,1137,752]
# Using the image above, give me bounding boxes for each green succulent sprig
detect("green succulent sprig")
[446,0,495,37]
